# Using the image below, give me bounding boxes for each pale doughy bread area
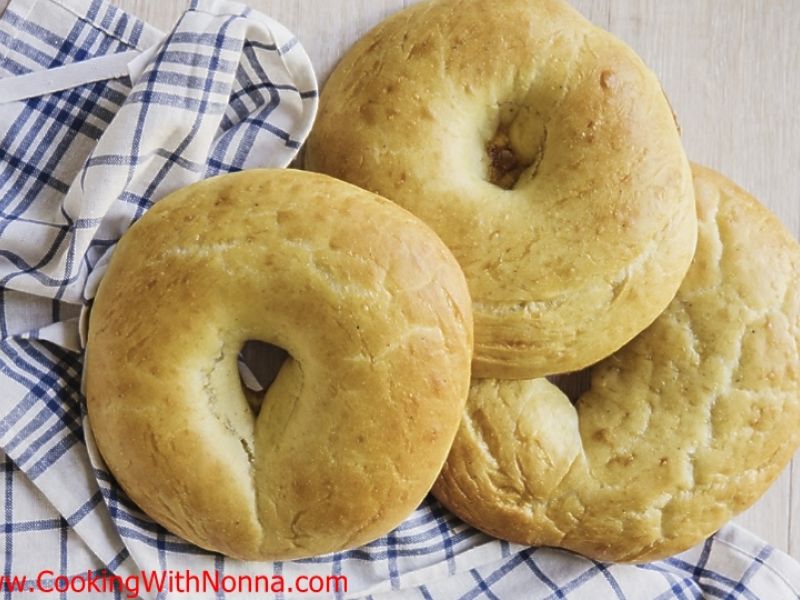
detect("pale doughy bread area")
[305,0,697,380]
[85,169,473,560]
[433,166,800,562]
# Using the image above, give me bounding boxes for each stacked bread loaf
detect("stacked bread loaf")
[85,0,800,563]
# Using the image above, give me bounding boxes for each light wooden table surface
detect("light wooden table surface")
[7,0,798,559]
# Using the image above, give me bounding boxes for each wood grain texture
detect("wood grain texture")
[792,460,798,557]
[20,0,798,558]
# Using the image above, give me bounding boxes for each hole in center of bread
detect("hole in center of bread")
[547,368,592,404]
[486,130,527,189]
[238,340,289,414]
[485,102,546,190]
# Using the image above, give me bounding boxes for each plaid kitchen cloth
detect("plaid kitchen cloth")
[0,0,799,598]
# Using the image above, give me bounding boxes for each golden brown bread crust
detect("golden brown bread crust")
[433,165,800,562]
[85,169,473,560]
[305,0,697,379]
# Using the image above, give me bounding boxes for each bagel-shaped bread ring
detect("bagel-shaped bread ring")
[432,165,800,562]
[85,169,473,560]
[305,0,697,379]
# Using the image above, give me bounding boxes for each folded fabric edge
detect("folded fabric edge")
[714,523,800,592]
[0,0,163,81]
[0,48,141,103]
[187,0,319,145]
[50,0,162,51]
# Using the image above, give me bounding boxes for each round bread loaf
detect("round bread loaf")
[305,0,697,379]
[433,165,800,562]
[85,169,473,560]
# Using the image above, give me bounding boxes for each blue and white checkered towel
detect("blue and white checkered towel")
[0,0,798,598]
